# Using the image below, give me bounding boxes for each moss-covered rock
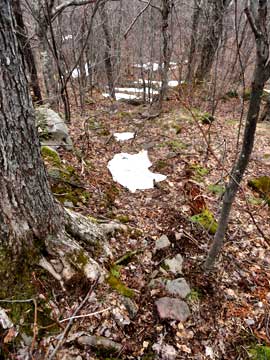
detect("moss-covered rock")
[248,176,270,205]
[190,209,218,234]
[41,146,61,166]
[41,145,90,207]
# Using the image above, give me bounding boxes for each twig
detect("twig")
[46,277,99,360]
[58,307,111,323]
[30,299,38,358]
[124,0,152,39]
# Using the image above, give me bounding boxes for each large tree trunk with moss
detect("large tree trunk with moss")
[204,0,270,270]
[0,1,62,252]
[0,1,110,291]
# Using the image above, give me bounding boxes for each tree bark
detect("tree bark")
[195,0,230,82]
[186,0,202,83]
[99,1,116,99]
[0,0,63,254]
[158,0,172,109]
[12,0,43,104]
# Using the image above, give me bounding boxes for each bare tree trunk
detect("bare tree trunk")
[99,1,115,99]
[186,0,202,83]
[195,0,230,82]
[12,0,43,104]
[39,32,58,106]
[158,0,173,109]
[204,0,270,270]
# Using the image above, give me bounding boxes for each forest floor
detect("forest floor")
[9,90,270,359]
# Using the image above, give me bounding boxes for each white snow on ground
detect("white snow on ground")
[114,132,135,141]
[168,80,179,87]
[63,34,72,41]
[107,150,167,192]
[264,89,270,94]
[72,64,89,78]
[102,93,139,100]
[134,80,162,86]
[134,79,179,87]
[115,87,159,95]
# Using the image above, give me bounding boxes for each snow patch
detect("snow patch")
[115,87,159,95]
[102,93,139,100]
[72,63,89,78]
[114,132,135,141]
[107,150,166,192]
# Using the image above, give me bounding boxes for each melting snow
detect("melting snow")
[168,80,179,87]
[114,132,135,141]
[115,87,159,95]
[134,79,179,87]
[72,64,89,78]
[102,93,139,100]
[107,150,166,192]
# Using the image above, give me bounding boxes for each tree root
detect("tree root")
[39,209,118,284]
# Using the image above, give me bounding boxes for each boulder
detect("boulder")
[35,106,73,150]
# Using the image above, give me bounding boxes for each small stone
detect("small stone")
[245,318,255,326]
[63,201,74,208]
[155,235,171,251]
[121,297,138,319]
[148,277,166,290]
[165,278,191,298]
[224,288,237,300]
[164,254,183,274]
[155,297,191,322]
[152,343,177,360]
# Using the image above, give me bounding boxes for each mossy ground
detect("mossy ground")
[190,209,218,234]
[249,345,270,359]
[0,246,60,355]
[41,147,91,206]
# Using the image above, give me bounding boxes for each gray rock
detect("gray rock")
[155,235,171,251]
[155,297,191,322]
[164,254,183,274]
[122,297,138,319]
[152,343,177,360]
[165,278,191,298]
[148,277,166,289]
[77,335,122,352]
[36,106,73,150]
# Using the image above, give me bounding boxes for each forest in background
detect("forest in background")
[0,0,270,359]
